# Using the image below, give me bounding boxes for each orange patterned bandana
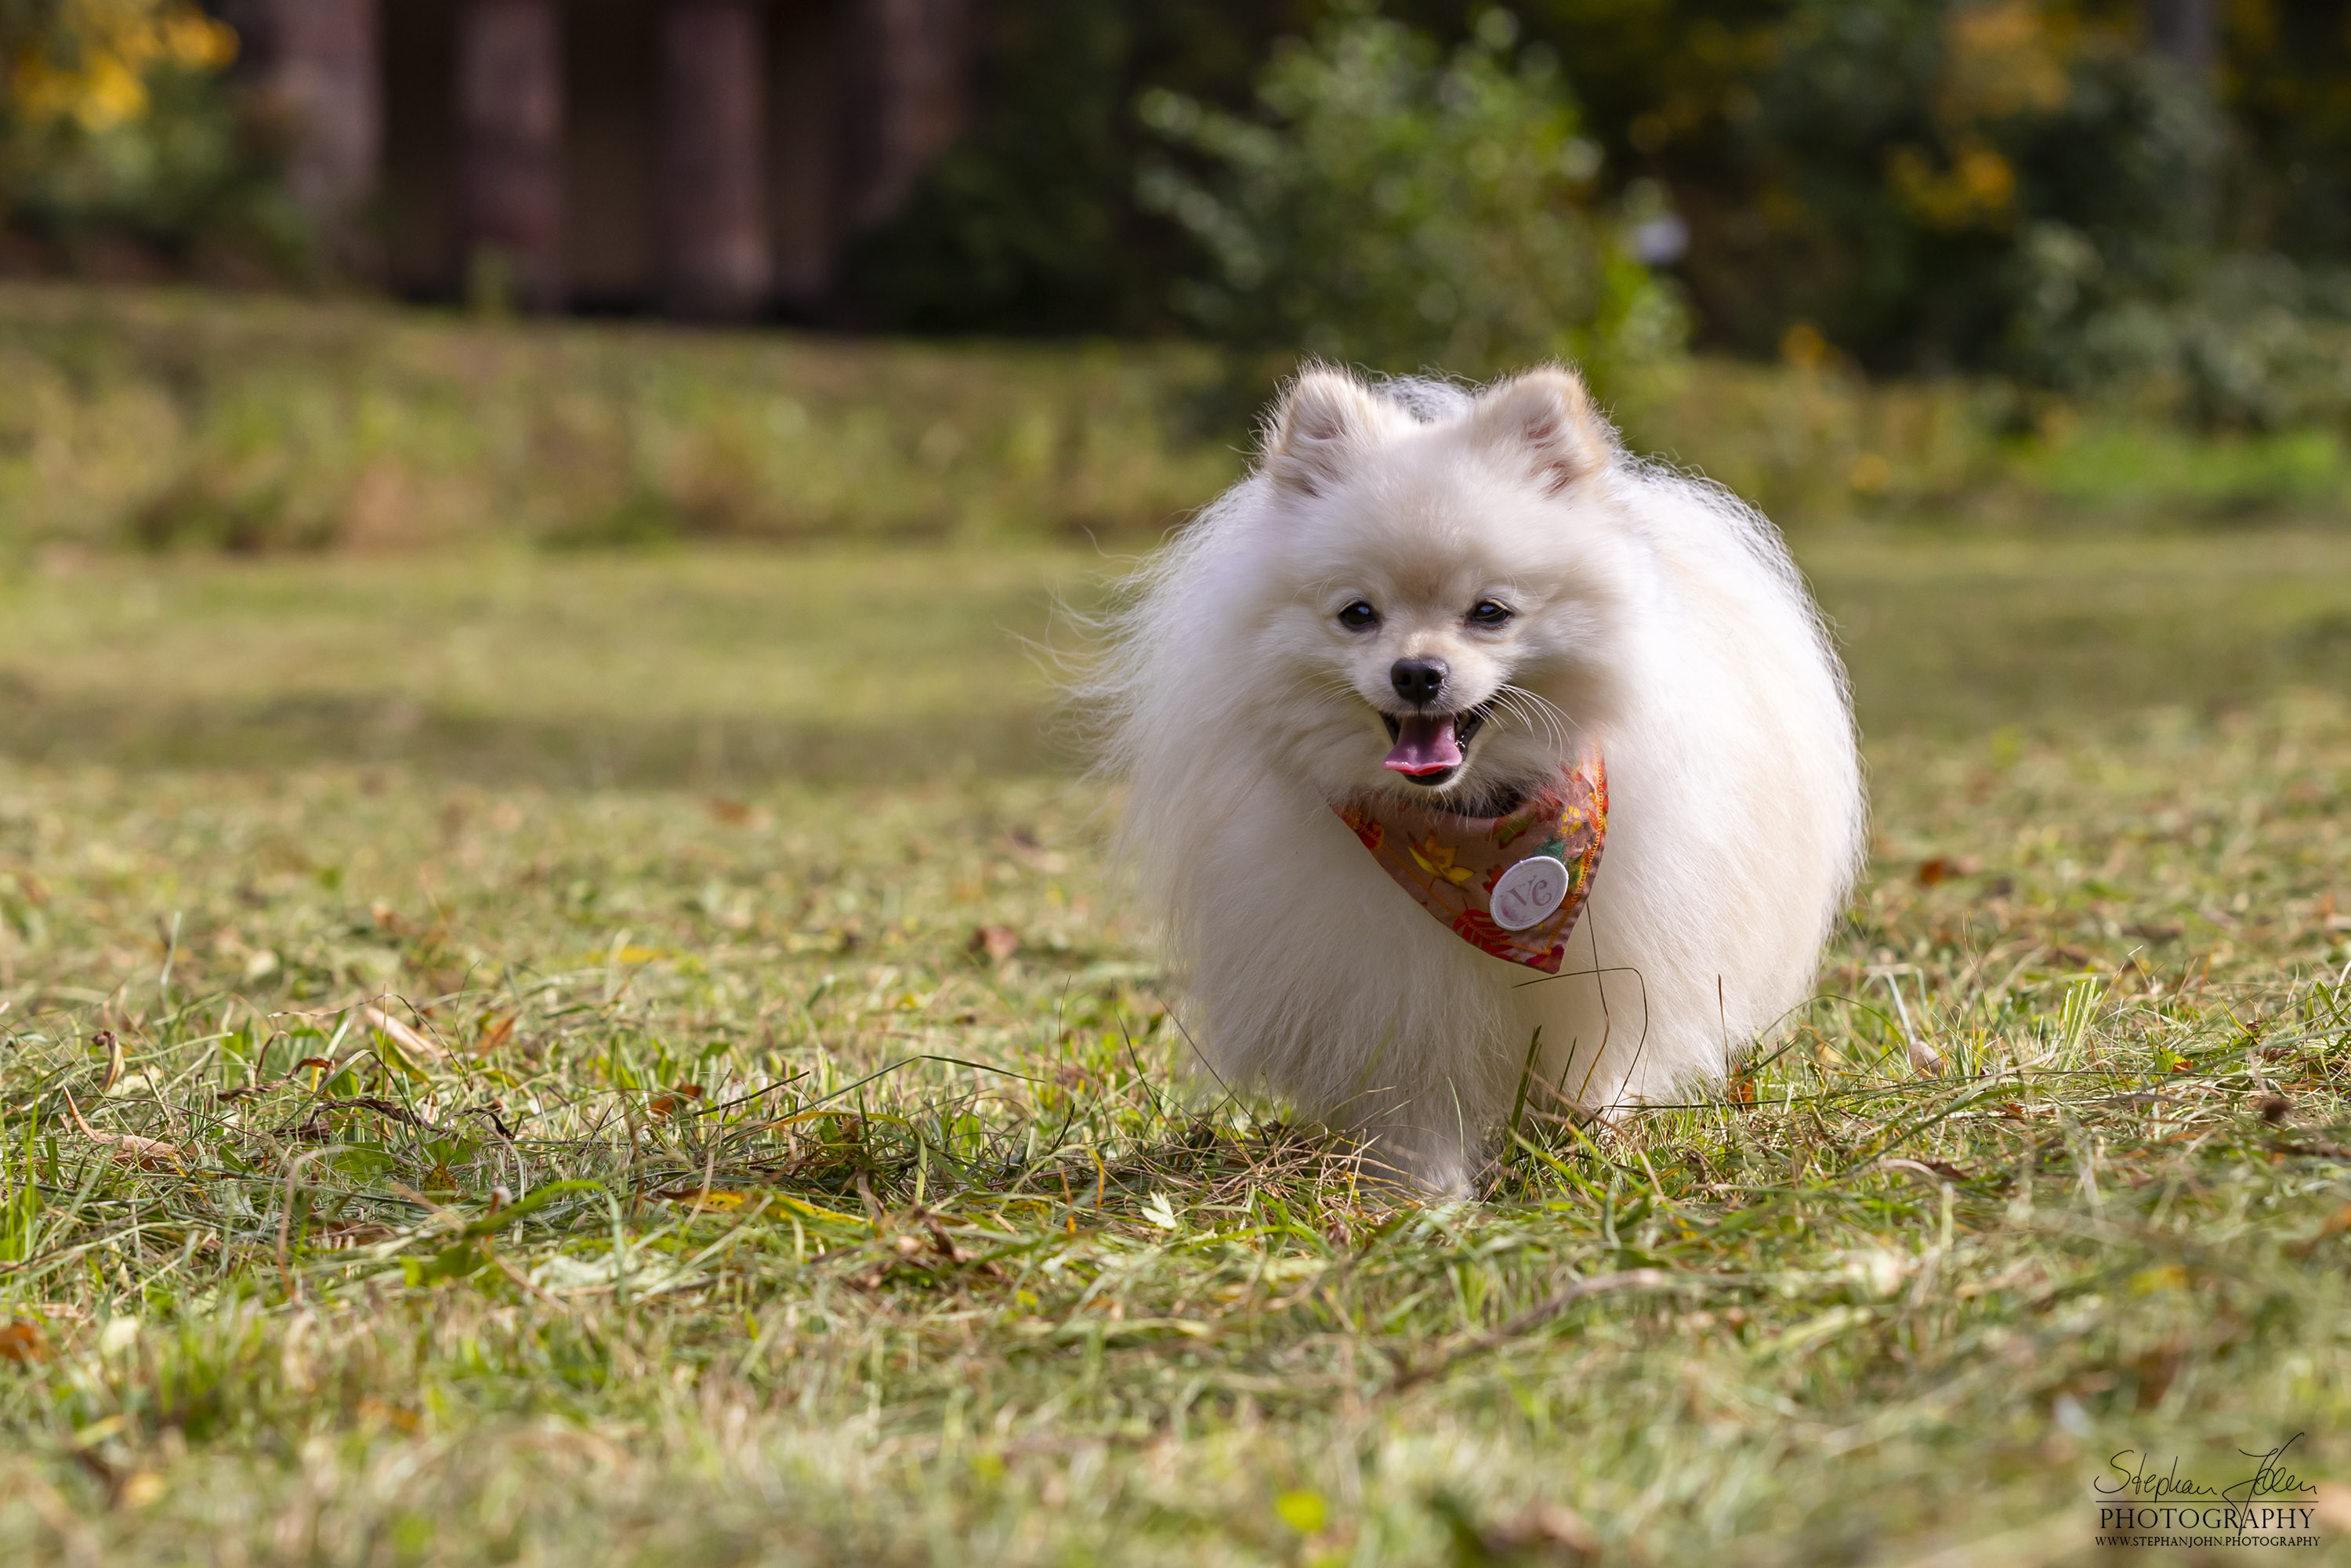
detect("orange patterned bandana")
[1333,748,1607,974]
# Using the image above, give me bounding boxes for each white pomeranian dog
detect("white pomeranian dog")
[1090,364,1866,1193]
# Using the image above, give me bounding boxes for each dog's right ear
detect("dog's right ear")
[1468,368,1611,495]
[1263,368,1385,497]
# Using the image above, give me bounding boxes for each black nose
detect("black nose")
[1390,657,1448,707]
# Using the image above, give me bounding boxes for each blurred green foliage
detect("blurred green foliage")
[1132,7,1682,382]
[861,0,2351,425]
[1538,0,2351,424]
[845,2,1324,334]
[0,0,301,274]
[2,283,2344,563]
[5,2,2348,432]
[0,284,1244,556]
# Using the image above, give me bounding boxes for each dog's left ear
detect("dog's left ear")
[1264,368,1389,497]
[1469,368,1610,495]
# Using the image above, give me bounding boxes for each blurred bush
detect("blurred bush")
[0,0,302,277]
[2010,250,2351,429]
[1528,1,2212,369]
[1132,7,1680,382]
[1585,0,2351,429]
[846,2,1322,335]
[2,284,2341,561]
[857,0,2351,430]
[0,284,1244,554]
[1614,346,2351,523]
[1610,351,2011,519]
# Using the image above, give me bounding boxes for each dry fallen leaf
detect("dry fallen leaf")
[61,1089,183,1169]
[310,1222,400,1251]
[362,1005,447,1064]
[0,1320,49,1363]
[357,1398,421,1433]
[94,1030,125,1095]
[1486,1501,1601,1564]
[970,925,1020,962]
[1883,1157,1975,1184]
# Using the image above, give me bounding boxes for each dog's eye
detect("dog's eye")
[1468,600,1513,626]
[1337,601,1379,630]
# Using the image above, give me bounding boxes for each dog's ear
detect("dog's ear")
[1264,368,1386,496]
[1469,368,1610,495]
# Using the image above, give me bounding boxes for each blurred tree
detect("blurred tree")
[0,0,299,273]
[1132,5,1680,382]
[3,0,234,130]
[1505,0,2351,422]
[2222,0,2351,263]
[846,0,1328,333]
[1497,0,2220,378]
[2143,0,2214,72]
[854,0,2350,425]
[0,0,2331,422]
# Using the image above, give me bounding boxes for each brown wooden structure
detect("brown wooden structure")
[223,0,969,317]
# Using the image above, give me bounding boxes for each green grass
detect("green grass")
[5,525,2351,1555]
[4,530,2349,785]
[0,545,1094,785]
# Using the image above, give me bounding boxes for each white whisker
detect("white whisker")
[1489,685,1567,753]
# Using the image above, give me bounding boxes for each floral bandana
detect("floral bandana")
[1332,748,1607,974]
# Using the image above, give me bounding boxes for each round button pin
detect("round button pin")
[1489,855,1572,931]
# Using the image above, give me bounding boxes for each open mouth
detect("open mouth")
[1379,702,1493,786]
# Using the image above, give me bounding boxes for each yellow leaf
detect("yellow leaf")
[665,1189,748,1211]
[357,1398,420,1433]
[1277,1491,1328,1535]
[2130,1264,2188,1295]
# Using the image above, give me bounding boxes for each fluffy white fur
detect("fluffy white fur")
[1090,365,1866,1193]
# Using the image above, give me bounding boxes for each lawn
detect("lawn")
[4,527,2351,1558]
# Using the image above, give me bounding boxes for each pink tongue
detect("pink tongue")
[1384,714,1462,776]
